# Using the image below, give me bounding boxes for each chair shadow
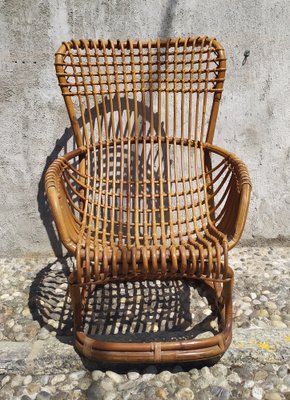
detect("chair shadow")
[28,257,223,371]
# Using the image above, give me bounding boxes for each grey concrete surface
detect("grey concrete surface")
[0,0,289,256]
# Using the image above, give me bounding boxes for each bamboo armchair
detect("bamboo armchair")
[45,37,251,363]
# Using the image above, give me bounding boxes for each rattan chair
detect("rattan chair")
[45,37,251,363]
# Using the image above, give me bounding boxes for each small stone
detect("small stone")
[39,375,49,386]
[284,375,290,387]
[27,383,41,394]
[36,392,51,400]
[271,320,287,328]
[51,374,66,385]
[91,370,104,381]
[11,374,23,387]
[176,388,194,400]
[22,307,31,317]
[103,393,116,400]
[227,372,241,384]
[270,314,282,321]
[244,380,255,388]
[267,302,277,310]
[78,376,93,391]
[277,365,288,378]
[155,388,167,399]
[209,386,230,400]
[159,371,172,383]
[172,365,184,373]
[23,375,33,385]
[21,396,32,400]
[106,371,123,384]
[254,370,268,381]
[256,309,269,317]
[250,292,257,300]
[175,373,191,388]
[211,364,227,378]
[100,377,114,391]
[38,327,50,340]
[144,365,158,374]
[69,370,87,381]
[12,324,22,333]
[87,382,103,400]
[189,369,199,380]
[127,371,140,380]
[252,386,263,400]
[264,392,282,400]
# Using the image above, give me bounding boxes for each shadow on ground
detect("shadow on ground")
[28,257,223,371]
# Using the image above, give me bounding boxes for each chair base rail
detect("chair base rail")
[69,267,233,363]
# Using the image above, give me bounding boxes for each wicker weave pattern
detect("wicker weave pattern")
[46,36,251,363]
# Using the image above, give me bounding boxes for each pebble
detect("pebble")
[176,387,194,400]
[267,301,277,310]
[103,393,116,400]
[36,392,51,400]
[10,375,23,388]
[209,386,230,400]
[69,370,87,381]
[155,387,167,399]
[175,373,191,388]
[172,365,184,373]
[105,371,123,384]
[265,393,282,400]
[91,370,104,381]
[271,320,287,328]
[50,374,66,385]
[144,365,158,374]
[23,375,33,386]
[100,377,114,391]
[252,386,263,400]
[37,327,50,340]
[277,365,289,378]
[87,382,103,400]
[127,371,140,380]
[211,364,227,378]
[254,370,268,381]
[227,372,241,384]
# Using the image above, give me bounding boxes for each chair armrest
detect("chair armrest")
[45,155,80,253]
[204,144,252,249]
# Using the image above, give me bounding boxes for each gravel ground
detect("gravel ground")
[0,246,289,399]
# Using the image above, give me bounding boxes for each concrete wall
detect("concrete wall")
[0,0,289,256]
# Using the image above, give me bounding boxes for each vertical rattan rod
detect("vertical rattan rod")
[173,38,183,244]
[206,43,226,143]
[120,40,132,248]
[156,39,166,245]
[102,40,117,250]
[148,41,158,246]
[129,40,141,248]
[164,39,175,245]
[139,40,149,248]
[180,37,191,241]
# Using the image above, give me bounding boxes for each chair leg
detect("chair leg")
[68,264,234,364]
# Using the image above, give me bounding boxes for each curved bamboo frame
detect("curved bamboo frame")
[45,36,251,363]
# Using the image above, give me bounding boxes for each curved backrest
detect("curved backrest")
[55,37,226,147]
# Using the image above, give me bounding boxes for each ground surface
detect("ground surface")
[0,246,289,400]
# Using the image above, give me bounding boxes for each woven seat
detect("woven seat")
[45,37,251,363]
